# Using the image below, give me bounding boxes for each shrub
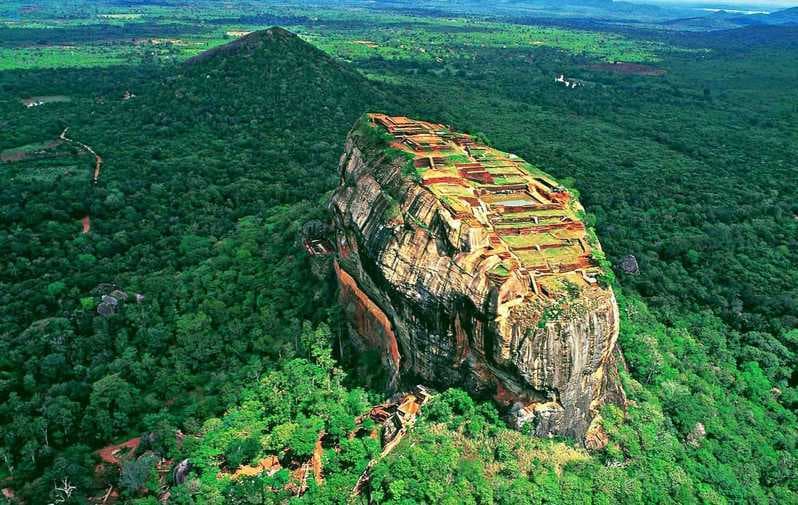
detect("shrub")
[224,435,260,469]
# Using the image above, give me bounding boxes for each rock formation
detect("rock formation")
[619,254,640,274]
[330,114,626,445]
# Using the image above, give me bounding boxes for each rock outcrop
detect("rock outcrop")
[330,114,626,445]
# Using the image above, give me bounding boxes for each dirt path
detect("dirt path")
[351,425,409,497]
[312,433,324,485]
[60,127,103,184]
[60,127,102,235]
[97,437,140,465]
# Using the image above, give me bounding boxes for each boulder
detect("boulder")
[173,459,192,485]
[686,422,706,448]
[619,255,639,274]
[97,303,115,317]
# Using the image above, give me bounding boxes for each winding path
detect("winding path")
[60,127,102,184]
[60,127,102,234]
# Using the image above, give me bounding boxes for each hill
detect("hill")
[663,6,798,32]
[764,6,798,25]
[157,27,387,164]
[185,26,310,64]
[177,27,384,130]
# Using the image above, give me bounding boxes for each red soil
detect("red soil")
[97,437,140,465]
[312,435,324,484]
[422,176,469,186]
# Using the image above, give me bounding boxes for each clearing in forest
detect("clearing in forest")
[1,140,62,162]
[20,95,72,107]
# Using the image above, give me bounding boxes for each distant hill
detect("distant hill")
[663,6,798,31]
[764,6,798,25]
[698,24,798,50]
[374,0,694,22]
[661,11,743,31]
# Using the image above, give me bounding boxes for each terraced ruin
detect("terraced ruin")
[372,113,602,294]
[332,114,625,445]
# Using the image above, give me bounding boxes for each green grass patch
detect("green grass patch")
[1,141,56,156]
[12,165,80,183]
[446,153,471,164]
[491,263,511,276]
[520,162,549,178]
[493,176,525,185]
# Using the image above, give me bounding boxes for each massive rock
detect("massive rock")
[330,114,625,445]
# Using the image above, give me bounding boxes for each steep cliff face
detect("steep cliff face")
[330,114,625,445]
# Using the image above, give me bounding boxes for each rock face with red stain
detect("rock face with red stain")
[330,115,625,445]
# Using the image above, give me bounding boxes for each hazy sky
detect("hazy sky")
[635,0,797,8]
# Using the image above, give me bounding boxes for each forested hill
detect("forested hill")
[0,27,394,500]
[135,25,391,204]
[186,26,318,64]
[177,26,386,133]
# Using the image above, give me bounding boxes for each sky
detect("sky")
[634,0,797,8]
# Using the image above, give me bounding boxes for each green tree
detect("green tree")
[81,373,140,442]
